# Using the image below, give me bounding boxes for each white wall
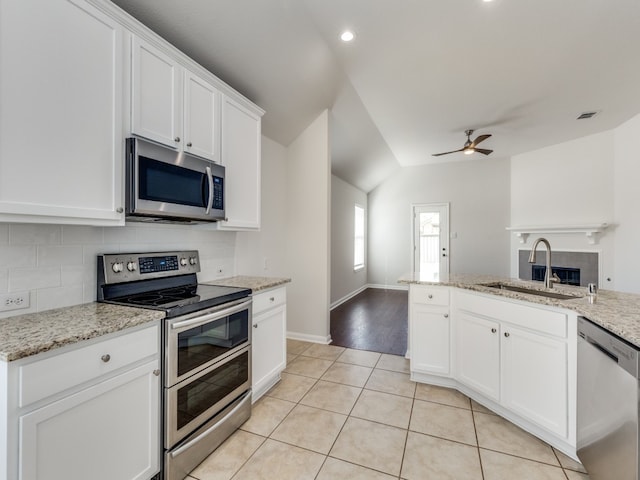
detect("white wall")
[285,110,331,342]
[0,222,236,319]
[509,129,616,289]
[613,113,640,293]
[367,157,511,287]
[235,136,288,277]
[330,175,367,306]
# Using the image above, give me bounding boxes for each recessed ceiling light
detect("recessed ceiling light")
[340,31,355,42]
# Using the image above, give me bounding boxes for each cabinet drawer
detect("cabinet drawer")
[455,291,567,338]
[253,287,286,314]
[410,285,450,306]
[19,323,159,408]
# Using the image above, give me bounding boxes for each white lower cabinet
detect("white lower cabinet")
[408,285,451,377]
[19,360,159,480]
[410,286,577,455]
[501,324,568,437]
[251,288,286,401]
[453,290,575,449]
[1,322,161,480]
[455,312,500,401]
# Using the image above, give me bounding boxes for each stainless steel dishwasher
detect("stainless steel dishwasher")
[577,316,640,480]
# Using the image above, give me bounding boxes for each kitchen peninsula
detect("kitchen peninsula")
[400,272,640,462]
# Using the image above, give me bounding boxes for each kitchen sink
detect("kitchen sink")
[481,282,583,300]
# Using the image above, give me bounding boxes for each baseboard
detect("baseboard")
[286,331,332,344]
[330,285,368,310]
[366,283,409,291]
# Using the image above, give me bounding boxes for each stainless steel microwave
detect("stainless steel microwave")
[125,137,225,223]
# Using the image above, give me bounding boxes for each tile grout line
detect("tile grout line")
[469,403,486,480]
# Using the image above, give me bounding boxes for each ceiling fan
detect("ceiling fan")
[432,129,493,157]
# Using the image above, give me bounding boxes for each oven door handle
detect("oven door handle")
[170,389,252,458]
[170,299,252,330]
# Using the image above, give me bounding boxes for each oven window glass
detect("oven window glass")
[177,310,249,377]
[139,156,208,207]
[177,351,249,430]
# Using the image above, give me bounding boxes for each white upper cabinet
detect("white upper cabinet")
[184,71,221,163]
[0,0,125,225]
[131,36,222,163]
[217,96,262,230]
[131,36,183,150]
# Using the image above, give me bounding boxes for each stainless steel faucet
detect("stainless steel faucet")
[528,237,560,288]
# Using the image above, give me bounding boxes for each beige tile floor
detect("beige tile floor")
[187,340,590,480]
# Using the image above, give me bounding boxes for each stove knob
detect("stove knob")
[189,257,197,266]
[111,262,124,273]
[127,261,137,272]
[180,258,188,267]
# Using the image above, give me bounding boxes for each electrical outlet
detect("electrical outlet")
[0,292,30,312]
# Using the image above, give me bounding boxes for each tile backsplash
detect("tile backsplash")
[0,222,236,318]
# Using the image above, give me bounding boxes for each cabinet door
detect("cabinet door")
[501,325,568,437]
[131,36,182,149]
[184,71,220,162]
[0,0,124,225]
[217,96,261,230]
[455,311,500,401]
[252,305,286,400]
[410,305,450,376]
[19,360,160,480]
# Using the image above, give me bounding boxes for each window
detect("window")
[354,204,365,271]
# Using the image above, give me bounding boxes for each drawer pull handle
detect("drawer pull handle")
[270,297,275,302]
[444,313,449,318]
[153,369,160,376]
[186,142,193,147]
[253,324,258,329]
[175,136,181,142]
[101,354,111,363]
[491,328,497,333]
[428,294,433,299]
[504,332,510,338]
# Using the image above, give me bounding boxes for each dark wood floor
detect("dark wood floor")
[330,288,408,356]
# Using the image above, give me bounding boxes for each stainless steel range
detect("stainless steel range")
[97,250,252,480]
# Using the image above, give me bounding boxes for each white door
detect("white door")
[19,360,160,480]
[410,304,450,376]
[413,204,449,280]
[131,36,182,149]
[184,71,220,162]
[455,311,500,401]
[252,305,287,399]
[217,95,262,230]
[501,325,568,437]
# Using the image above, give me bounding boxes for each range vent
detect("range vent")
[577,111,599,120]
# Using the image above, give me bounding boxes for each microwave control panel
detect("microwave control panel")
[212,175,224,210]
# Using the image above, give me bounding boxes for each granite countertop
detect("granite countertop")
[205,275,291,292]
[399,272,640,348]
[0,303,165,362]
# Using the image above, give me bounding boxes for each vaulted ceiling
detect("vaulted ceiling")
[112,0,640,192]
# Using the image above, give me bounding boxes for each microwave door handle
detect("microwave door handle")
[205,166,214,215]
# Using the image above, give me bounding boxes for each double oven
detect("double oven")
[97,251,252,480]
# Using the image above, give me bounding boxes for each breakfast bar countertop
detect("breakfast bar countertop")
[399,272,640,348]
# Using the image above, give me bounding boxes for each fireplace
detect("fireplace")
[518,250,598,287]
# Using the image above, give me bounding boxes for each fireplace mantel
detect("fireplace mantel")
[506,223,609,245]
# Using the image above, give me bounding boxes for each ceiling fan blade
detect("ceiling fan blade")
[471,134,491,147]
[432,148,464,157]
[474,148,493,155]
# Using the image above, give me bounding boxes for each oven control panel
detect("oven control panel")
[99,250,200,284]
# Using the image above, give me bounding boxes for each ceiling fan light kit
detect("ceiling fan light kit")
[433,129,493,157]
